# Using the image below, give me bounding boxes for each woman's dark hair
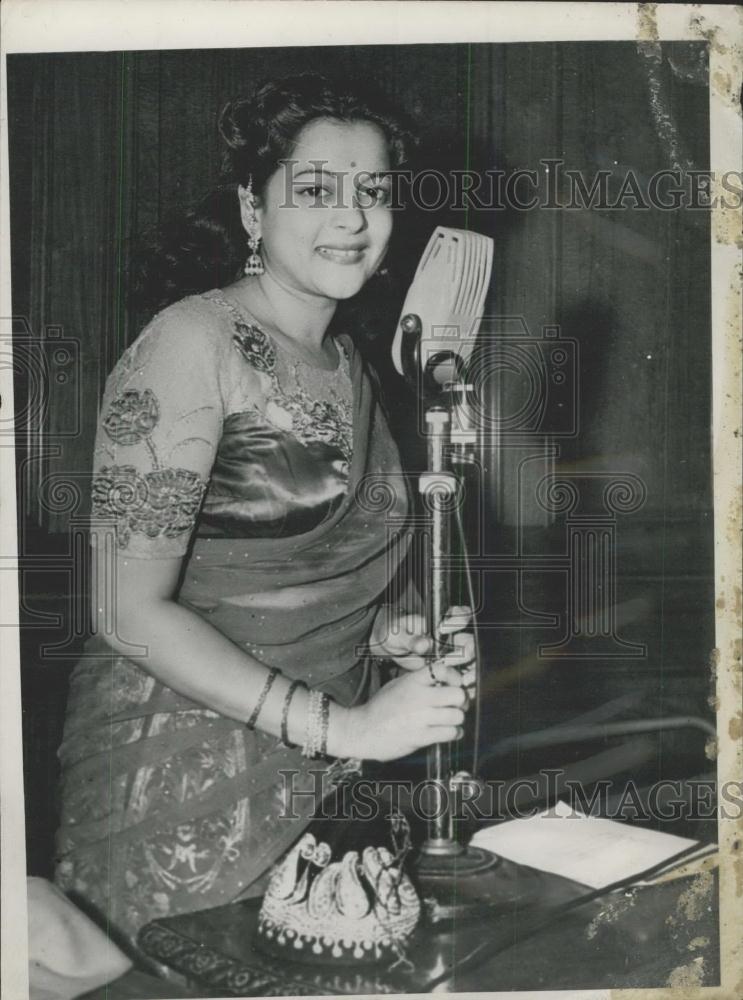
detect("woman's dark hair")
[134,73,417,319]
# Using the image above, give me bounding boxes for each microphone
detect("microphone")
[391,227,493,463]
[391,226,493,384]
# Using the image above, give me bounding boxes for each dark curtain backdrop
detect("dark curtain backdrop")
[8,43,711,526]
[8,43,714,874]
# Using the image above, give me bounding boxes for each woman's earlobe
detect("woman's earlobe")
[238,183,262,231]
[237,190,257,236]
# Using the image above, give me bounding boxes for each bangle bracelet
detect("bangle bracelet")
[245,667,280,731]
[318,693,330,757]
[281,679,303,747]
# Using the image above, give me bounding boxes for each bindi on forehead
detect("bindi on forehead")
[290,120,390,173]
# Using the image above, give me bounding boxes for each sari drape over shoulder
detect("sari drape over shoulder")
[55,292,412,949]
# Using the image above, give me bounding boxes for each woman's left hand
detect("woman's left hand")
[369,604,476,686]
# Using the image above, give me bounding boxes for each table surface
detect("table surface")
[131,855,720,996]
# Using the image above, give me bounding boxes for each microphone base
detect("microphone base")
[415,845,503,924]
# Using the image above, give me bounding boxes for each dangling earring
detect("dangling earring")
[243,178,265,276]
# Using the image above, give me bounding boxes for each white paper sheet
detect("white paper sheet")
[470,800,699,890]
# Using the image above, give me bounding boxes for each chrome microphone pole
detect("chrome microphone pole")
[398,314,500,921]
[419,405,461,858]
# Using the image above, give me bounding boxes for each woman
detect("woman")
[54,74,473,956]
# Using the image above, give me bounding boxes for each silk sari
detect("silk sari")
[55,293,413,952]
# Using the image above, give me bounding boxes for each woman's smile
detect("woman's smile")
[315,244,367,265]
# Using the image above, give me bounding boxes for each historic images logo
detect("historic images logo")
[275,159,743,213]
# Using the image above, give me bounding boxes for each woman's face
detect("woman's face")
[246,118,394,302]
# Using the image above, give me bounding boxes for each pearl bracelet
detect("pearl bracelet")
[302,689,330,758]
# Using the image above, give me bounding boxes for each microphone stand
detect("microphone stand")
[398,314,501,923]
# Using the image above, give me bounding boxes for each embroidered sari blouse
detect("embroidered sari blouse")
[91,290,355,557]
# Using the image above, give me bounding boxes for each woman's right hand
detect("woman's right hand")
[338,659,470,762]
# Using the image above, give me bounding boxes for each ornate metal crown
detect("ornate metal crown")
[257,831,421,964]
